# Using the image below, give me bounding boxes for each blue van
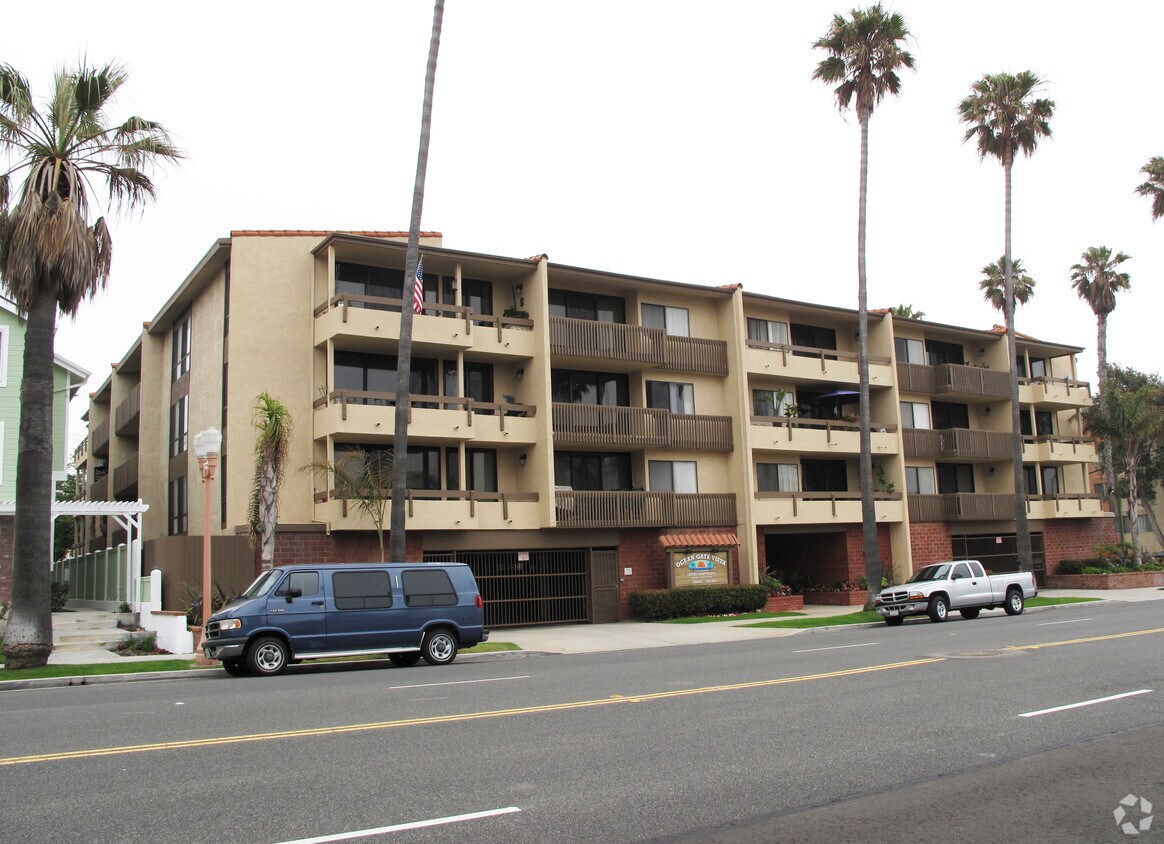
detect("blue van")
[201,563,488,676]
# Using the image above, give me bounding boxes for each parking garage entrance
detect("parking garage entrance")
[424,548,618,627]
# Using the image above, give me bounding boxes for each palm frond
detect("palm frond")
[1135,156,1164,221]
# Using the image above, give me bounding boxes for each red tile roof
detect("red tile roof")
[229,230,441,238]
[659,531,739,548]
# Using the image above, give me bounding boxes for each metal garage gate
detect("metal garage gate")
[952,532,1045,580]
[424,549,589,627]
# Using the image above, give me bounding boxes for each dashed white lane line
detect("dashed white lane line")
[276,807,522,843]
[389,675,530,690]
[792,642,879,654]
[1018,689,1153,718]
[1038,617,1094,626]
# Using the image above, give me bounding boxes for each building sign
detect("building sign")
[670,549,731,588]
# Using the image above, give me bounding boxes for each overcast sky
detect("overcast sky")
[4,1,1162,452]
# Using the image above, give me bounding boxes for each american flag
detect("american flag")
[413,256,425,314]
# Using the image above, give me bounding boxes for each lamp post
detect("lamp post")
[193,427,222,656]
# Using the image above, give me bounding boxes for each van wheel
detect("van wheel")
[222,658,250,677]
[247,636,289,676]
[1004,588,1025,616]
[928,595,949,623]
[959,608,981,620]
[389,653,421,668]
[422,629,459,666]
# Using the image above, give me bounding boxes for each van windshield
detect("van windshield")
[907,564,952,583]
[240,570,281,599]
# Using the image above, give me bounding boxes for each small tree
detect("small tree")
[248,393,292,572]
[52,470,80,562]
[308,447,394,562]
[889,304,925,319]
[979,256,1035,325]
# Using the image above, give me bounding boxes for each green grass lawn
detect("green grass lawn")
[1027,596,1099,607]
[0,659,198,681]
[663,611,806,624]
[740,611,883,629]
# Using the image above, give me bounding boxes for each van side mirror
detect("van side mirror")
[284,588,303,602]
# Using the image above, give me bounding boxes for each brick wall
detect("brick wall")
[271,529,425,570]
[0,516,12,604]
[1041,518,1118,575]
[1044,571,1164,589]
[844,525,894,582]
[909,522,953,565]
[618,529,742,618]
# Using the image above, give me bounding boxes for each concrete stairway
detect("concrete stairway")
[52,611,131,653]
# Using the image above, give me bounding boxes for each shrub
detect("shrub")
[1057,559,1085,575]
[628,586,769,621]
[50,582,70,612]
[114,631,162,655]
[185,582,242,627]
[118,601,132,614]
[762,569,792,596]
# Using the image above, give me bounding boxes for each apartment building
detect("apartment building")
[74,231,1112,624]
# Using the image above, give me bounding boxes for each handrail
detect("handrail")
[745,339,892,367]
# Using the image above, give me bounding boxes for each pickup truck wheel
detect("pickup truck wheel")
[222,658,250,677]
[959,608,981,620]
[247,636,289,676]
[884,616,904,627]
[928,595,949,623]
[389,653,421,668]
[421,629,459,666]
[1004,588,1025,616]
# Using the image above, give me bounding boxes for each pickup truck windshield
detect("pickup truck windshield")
[907,564,952,583]
[240,570,281,599]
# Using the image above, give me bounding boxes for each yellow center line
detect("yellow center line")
[1004,626,1164,651]
[0,657,943,767]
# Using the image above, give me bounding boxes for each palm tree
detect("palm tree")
[390,0,445,562]
[979,256,1035,325]
[0,63,180,669]
[1070,245,1132,509]
[1136,157,1164,220]
[958,71,1054,573]
[248,393,292,573]
[308,447,395,562]
[1084,365,1164,565]
[813,5,914,608]
[890,304,925,319]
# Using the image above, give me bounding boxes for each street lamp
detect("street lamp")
[193,427,222,655]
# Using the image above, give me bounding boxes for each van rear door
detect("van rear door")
[268,569,326,654]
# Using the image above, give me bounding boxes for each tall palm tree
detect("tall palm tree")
[813,5,914,607]
[0,63,180,668]
[390,0,445,562]
[890,303,925,320]
[979,256,1035,325]
[248,393,292,572]
[958,71,1054,573]
[1070,245,1131,509]
[1136,156,1164,221]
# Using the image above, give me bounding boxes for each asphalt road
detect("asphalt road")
[1,601,1161,843]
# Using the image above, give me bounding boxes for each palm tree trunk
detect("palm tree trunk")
[857,113,882,610]
[1004,159,1034,571]
[259,461,277,570]
[1127,452,1142,565]
[389,0,445,562]
[2,294,58,669]
[1096,313,1117,512]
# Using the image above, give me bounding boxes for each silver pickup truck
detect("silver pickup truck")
[873,560,1038,626]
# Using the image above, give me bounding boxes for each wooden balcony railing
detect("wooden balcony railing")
[553,404,733,451]
[896,362,1010,398]
[1021,434,1096,455]
[315,292,534,341]
[90,419,110,457]
[661,335,729,375]
[314,390,536,430]
[1018,375,1091,397]
[903,428,1012,460]
[90,474,109,502]
[746,340,892,370]
[755,490,901,516]
[314,488,539,520]
[114,384,141,436]
[909,492,1103,522]
[550,317,665,365]
[112,452,139,497]
[751,415,897,442]
[554,490,736,529]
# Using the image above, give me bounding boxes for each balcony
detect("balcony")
[909,492,1105,522]
[1022,435,1097,464]
[549,317,728,374]
[315,293,537,360]
[112,453,138,498]
[903,428,1012,461]
[90,474,109,502]
[746,341,893,386]
[896,362,1010,400]
[314,489,541,532]
[753,491,904,525]
[553,404,733,451]
[90,419,110,457]
[553,490,736,529]
[114,385,141,436]
[750,416,898,455]
[313,391,538,445]
[1019,377,1092,409]
[1025,494,1104,519]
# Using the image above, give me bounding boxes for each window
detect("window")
[172,314,191,381]
[464,363,494,406]
[407,447,443,490]
[332,570,392,610]
[1136,513,1151,533]
[282,571,320,598]
[333,444,394,490]
[0,421,4,486]
[925,339,964,366]
[790,323,837,351]
[747,318,789,345]
[931,401,970,430]
[647,381,694,414]
[169,396,189,457]
[548,289,626,323]
[642,303,690,337]
[402,569,457,607]
[334,353,442,405]
[1018,356,1047,378]
[900,401,932,429]
[336,262,405,311]
[551,369,629,406]
[461,278,493,316]
[937,464,974,494]
[466,449,497,492]
[554,452,632,491]
[801,459,847,492]
[0,324,8,387]
[969,561,986,578]
[757,463,799,492]
[894,337,925,365]
[1041,466,1060,495]
[754,389,794,417]
[649,460,698,493]
[1022,465,1038,495]
[168,476,187,535]
[905,467,936,495]
[1035,411,1054,436]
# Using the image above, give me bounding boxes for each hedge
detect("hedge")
[628,585,769,621]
